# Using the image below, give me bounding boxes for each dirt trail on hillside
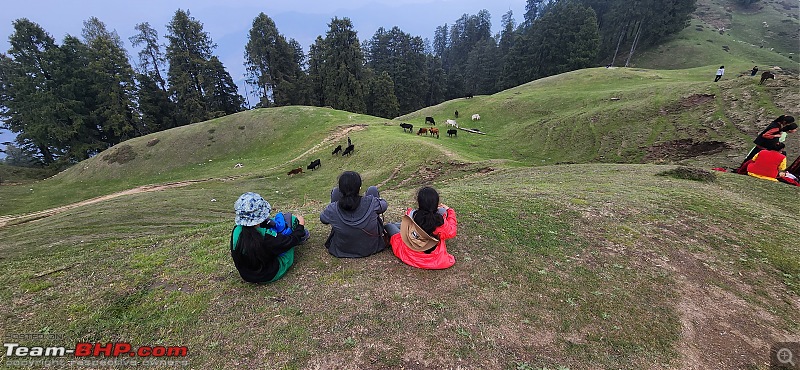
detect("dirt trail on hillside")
[0,125,369,229]
[0,178,225,228]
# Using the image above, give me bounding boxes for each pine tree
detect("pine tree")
[424,55,446,107]
[531,1,600,78]
[465,38,500,95]
[203,56,245,116]
[364,27,428,115]
[244,13,302,108]
[130,22,177,133]
[165,10,243,123]
[306,36,326,107]
[82,17,139,144]
[444,11,493,99]
[318,17,365,113]
[54,35,103,160]
[3,19,65,164]
[366,70,399,119]
[165,9,212,125]
[130,22,169,92]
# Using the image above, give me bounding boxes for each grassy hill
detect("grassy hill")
[0,60,798,369]
[634,0,800,72]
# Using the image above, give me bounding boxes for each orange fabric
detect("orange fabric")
[747,150,786,181]
[390,208,458,269]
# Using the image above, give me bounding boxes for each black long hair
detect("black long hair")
[774,115,796,125]
[337,171,363,212]
[413,187,444,237]
[237,226,263,257]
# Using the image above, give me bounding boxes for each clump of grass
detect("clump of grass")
[101,144,137,164]
[657,166,716,182]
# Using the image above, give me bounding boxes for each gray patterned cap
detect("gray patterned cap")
[234,192,271,226]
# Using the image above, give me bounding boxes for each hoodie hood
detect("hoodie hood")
[335,196,378,227]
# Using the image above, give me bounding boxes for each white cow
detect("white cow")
[446,119,458,128]
[471,114,480,121]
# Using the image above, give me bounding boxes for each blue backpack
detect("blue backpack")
[269,212,297,236]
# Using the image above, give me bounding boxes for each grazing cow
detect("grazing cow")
[446,119,458,128]
[417,127,428,135]
[307,158,321,171]
[287,167,303,176]
[400,123,413,133]
[425,116,436,125]
[454,110,459,118]
[760,71,775,85]
[465,92,474,99]
[447,129,457,137]
[471,114,481,121]
[332,145,342,155]
[342,144,355,156]
[429,127,439,138]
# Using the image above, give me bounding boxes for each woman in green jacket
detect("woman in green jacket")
[230,192,308,283]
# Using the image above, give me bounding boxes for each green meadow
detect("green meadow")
[1,1,799,368]
[1,65,798,369]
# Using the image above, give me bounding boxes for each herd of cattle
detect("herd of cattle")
[287,109,483,176]
[287,142,353,176]
[399,112,482,139]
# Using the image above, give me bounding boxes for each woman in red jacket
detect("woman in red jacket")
[747,143,787,182]
[384,187,458,269]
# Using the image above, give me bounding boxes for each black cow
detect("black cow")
[425,116,435,125]
[307,158,321,171]
[342,144,355,156]
[465,92,473,99]
[332,145,342,155]
[400,123,413,133]
[447,129,457,137]
[454,110,459,118]
[760,71,775,85]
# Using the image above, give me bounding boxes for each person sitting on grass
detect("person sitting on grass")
[747,143,787,182]
[384,186,458,269]
[735,115,796,174]
[230,192,309,283]
[320,171,389,258]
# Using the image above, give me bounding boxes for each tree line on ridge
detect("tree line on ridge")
[0,0,695,166]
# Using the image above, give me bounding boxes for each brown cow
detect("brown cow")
[428,127,439,138]
[760,71,775,85]
[287,167,303,176]
[417,127,428,135]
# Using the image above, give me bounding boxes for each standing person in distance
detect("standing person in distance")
[714,65,725,82]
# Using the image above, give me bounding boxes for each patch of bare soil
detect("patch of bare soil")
[676,94,716,110]
[283,124,368,168]
[644,138,732,161]
[665,247,796,370]
[389,160,479,190]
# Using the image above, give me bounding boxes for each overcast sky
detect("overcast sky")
[0,0,527,150]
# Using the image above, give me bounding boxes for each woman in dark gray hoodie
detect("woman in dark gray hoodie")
[320,171,389,257]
